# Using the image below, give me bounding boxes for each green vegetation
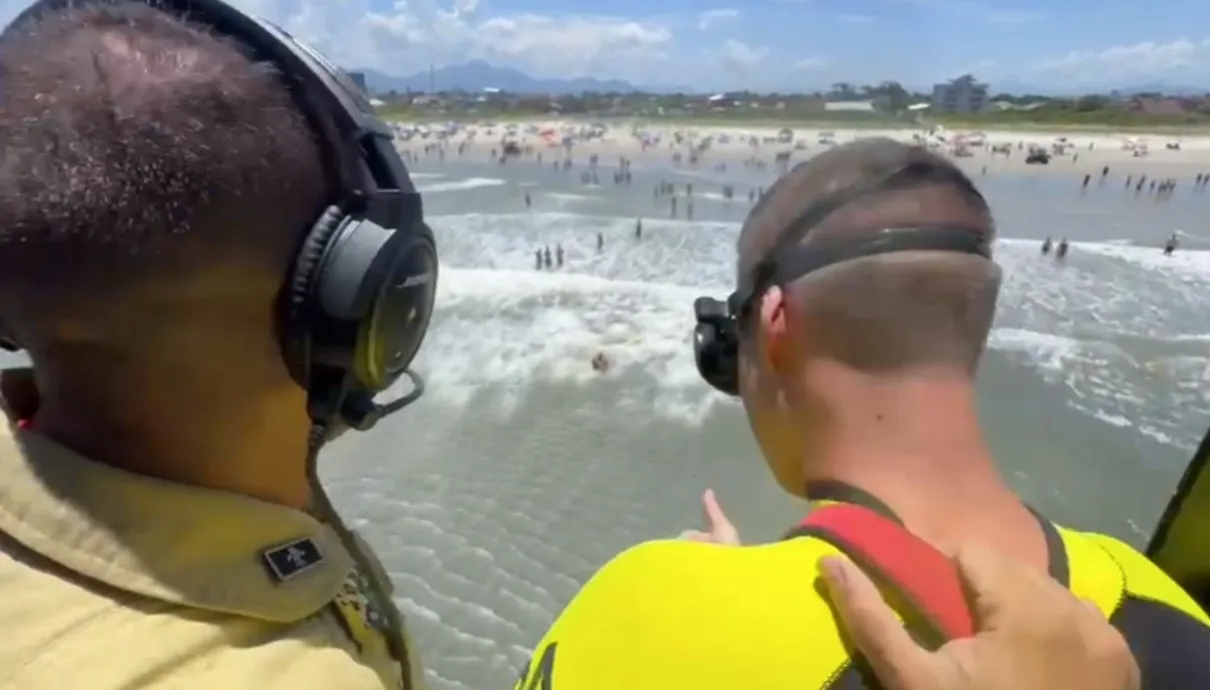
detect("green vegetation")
[373,81,1210,132]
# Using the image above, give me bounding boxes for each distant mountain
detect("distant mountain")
[355,62,1207,97]
[1112,83,1208,97]
[357,60,691,95]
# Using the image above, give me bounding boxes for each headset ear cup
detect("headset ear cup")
[399,222,437,369]
[351,221,439,389]
[283,205,346,385]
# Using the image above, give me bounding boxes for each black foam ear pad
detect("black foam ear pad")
[282,204,346,385]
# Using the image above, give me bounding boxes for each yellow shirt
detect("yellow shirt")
[516,516,1210,690]
[0,415,422,689]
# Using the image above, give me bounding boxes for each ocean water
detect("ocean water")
[6,152,1210,689]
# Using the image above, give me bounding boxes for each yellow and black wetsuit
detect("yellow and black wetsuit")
[514,484,1210,690]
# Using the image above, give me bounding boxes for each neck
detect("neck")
[806,376,1049,568]
[28,355,311,509]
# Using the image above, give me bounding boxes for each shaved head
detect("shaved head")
[739,138,1000,373]
[0,2,329,347]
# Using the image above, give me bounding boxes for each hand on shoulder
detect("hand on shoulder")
[820,545,1140,690]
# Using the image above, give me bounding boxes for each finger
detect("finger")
[702,489,742,545]
[955,544,1070,635]
[952,545,1040,628]
[702,489,734,532]
[820,556,934,689]
[1080,598,1109,619]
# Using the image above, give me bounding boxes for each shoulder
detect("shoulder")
[8,604,396,689]
[0,539,397,690]
[1062,528,1210,690]
[1070,529,1208,623]
[517,538,856,690]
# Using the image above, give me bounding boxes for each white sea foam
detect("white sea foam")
[542,192,599,203]
[419,177,508,194]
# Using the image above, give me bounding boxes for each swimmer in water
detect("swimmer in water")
[591,352,610,373]
[1042,237,1052,255]
[1056,237,1069,260]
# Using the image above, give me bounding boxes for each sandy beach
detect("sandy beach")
[392,119,1210,184]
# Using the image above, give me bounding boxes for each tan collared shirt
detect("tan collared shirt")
[0,395,422,689]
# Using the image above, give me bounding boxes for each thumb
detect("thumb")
[820,556,935,690]
[702,489,732,530]
[702,489,740,543]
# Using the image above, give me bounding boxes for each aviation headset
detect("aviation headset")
[693,161,994,396]
[0,0,438,432]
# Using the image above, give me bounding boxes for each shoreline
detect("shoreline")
[379,111,1210,135]
[393,117,1210,183]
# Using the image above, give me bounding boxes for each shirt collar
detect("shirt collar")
[0,369,353,623]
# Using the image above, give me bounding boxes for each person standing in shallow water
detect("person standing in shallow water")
[1164,233,1179,256]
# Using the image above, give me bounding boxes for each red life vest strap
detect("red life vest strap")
[795,503,975,644]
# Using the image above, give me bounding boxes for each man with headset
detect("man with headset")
[515,139,1210,689]
[0,1,436,688]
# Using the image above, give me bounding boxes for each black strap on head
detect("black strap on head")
[734,161,992,318]
[772,160,987,255]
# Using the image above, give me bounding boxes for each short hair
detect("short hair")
[0,2,330,338]
[738,139,1001,374]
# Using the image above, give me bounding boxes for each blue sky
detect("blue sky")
[3,0,1208,92]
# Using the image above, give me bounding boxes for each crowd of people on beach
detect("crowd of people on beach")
[404,128,1204,265]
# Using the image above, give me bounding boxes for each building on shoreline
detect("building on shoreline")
[931,74,989,114]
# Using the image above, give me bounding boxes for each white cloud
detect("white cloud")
[720,39,769,71]
[353,2,674,78]
[697,8,739,31]
[0,0,676,82]
[833,13,874,23]
[792,56,831,70]
[1033,37,1210,82]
